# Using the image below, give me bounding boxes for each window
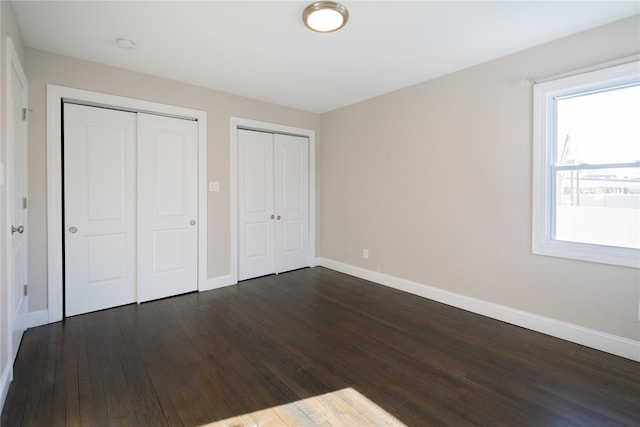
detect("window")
[533,61,640,268]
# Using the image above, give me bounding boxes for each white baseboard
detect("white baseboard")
[0,361,11,415]
[27,309,49,329]
[318,257,640,362]
[201,275,236,292]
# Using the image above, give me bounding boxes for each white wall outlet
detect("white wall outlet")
[363,248,369,259]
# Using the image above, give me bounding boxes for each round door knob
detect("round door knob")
[277,215,281,220]
[11,225,24,234]
[190,220,196,226]
[69,226,78,233]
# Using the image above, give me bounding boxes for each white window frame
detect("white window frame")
[532,61,640,268]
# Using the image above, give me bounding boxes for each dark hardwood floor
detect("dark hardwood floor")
[2,267,639,426]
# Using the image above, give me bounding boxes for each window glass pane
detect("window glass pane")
[553,83,640,249]
[555,167,640,249]
[556,85,640,165]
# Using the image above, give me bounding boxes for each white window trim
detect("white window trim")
[532,61,640,269]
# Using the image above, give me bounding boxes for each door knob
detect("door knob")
[270,215,275,220]
[190,220,196,226]
[68,226,78,233]
[11,225,24,235]
[277,215,281,220]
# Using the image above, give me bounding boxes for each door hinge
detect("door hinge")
[23,197,27,209]
[22,108,27,121]
[24,284,28,296]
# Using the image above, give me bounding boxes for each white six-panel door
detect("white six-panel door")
[238,129,309,280]
[137,113,198,302]
[64,105,198,316]
[64,104,137,316]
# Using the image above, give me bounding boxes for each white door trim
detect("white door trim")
[230,117,317,284]
[47,85,208,323]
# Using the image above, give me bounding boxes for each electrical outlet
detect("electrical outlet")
[363,248,369,259]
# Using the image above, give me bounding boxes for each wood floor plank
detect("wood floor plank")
[2,267,639,426]
[57,321,80,427]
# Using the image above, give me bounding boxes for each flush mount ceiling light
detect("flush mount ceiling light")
[116,38,136,50]
[303,1,349,33]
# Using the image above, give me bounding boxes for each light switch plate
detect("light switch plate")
[208,181,220,192]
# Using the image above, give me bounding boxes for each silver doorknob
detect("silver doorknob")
[68,226,78,233]
[11,225,24,234]
[277,215,281,220]
[190,220,196,226]
[270,215,275,220]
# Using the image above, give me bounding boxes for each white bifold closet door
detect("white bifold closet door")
[238,129,309,280]
[64,104,197,317]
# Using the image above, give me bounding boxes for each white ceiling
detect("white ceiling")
[11,1,640,113]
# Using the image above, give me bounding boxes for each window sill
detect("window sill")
[533,239,640,268]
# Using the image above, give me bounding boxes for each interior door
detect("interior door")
[274,134,309,273]
[137,113,198,302]
[238,129,275,280]
[9,50,28,361]
[64,104,137,317]
[238,129,309,281]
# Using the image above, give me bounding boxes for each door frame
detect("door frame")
[230,117,317,283]
[47,85,208,323]
[4,36,28,370]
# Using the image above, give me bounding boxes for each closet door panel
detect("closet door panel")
[238,129,274,280]
[274,134,309,273]
[64,104,137,316]
[137,113,198,302]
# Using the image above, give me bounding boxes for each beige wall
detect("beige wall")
[1,0,26,396]
[319,15,640,341]
[26,48,321,312]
